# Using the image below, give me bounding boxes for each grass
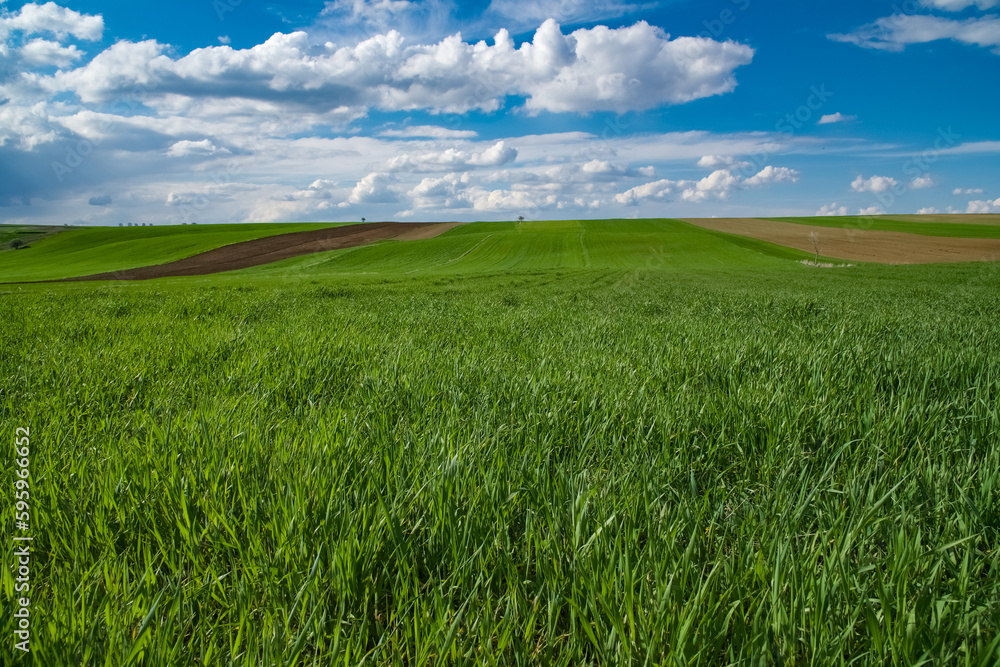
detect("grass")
[243,219,809,277]
[0,225,65,251]
[766,216,1000,239]
[1,219,999,665]
[0,222,339,283]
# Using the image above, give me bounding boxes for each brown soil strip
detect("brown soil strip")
[60,221,458,282]
[388,221,464,241]
[682,218,1000,265]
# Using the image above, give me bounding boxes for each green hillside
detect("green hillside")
[243,218,812,278]
[0,222,337,282]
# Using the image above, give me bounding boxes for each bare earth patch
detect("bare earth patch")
[682,218,1000,265]
[58,221,462,282]
[388,221,464,241]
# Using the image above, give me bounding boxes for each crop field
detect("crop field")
[767,215,1000,239]
[1,218,999,665]
[0,223,337,283]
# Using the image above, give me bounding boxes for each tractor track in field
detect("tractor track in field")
[10,221,462,283]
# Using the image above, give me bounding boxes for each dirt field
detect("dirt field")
[62,221,462,281]
[682,218,1000,265]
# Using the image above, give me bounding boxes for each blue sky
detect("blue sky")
[0,0,997,225]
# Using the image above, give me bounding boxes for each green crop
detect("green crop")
[1,219,998,665]
[0,222,338,283]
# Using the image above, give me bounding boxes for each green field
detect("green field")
[0,222,337,283]
[0,225,65,251]
[767,216,1000,239]
[2,219,999,665]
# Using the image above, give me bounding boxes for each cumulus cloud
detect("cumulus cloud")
[910,176,935,189]
[0,2,104,42]
[816,203,848,216]
[817,112,856,125]
[471,187,558,212]
[40,19,753,116]
[967,198,1000,213]
[615,165,798,205]
[88,194,111,206]
[953,187,984,194]
[743,165,799,187]
[830,15,1000,55]
[386,140,517,172]
[916,207,940,214]
[696,154,751,170]
[165,139,230,157]
[859,205,886,215]
[852,175,899,193]
[348,172,399,203]
[18,38,84,68]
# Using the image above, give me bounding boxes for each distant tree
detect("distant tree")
[518,215,524,222]
[10,238,25,250]
[808,231,823,264]
[361,217,366,223]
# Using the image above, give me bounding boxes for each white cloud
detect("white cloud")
[967,198,1000,213]
[165,139,230,157]
[581,159,629,175]
[916,207,941,214]
[471,187,557,212]
[953,187,984,194]
[348,172,399,203]
[379,125,478,139]
[0,2,104,41]
[697,154,751,170]
[817,112,856,125]
[830,15,1000,55]
[743,165,799,187]
[919,0,998,10]
[386,140,517,172]
[910,176,935,189]
[18,38,84,68]
[852,175,899,193]
[859,205,885,215]
[615,165,797,205]
[0,101,59,149]
[816,203,848,216]
[41,20,753,117]
[939,141,1000,155]
[406,172,475,209]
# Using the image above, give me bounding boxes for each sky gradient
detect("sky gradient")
[1,0,998,225]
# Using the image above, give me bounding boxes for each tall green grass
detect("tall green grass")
[1,220,998,665]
